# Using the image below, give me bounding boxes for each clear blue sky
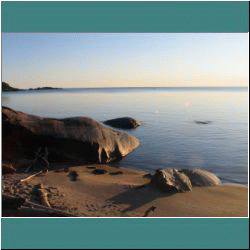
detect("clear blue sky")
[2,33,248,88]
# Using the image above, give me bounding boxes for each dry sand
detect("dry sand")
[2,164,248,217]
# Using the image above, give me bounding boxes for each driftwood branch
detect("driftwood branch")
[2,194,78,217]
[31,184,51,207]
[24,200,86,217]
[143,206,157,217]
[20,170,43,183]
[24,147,50,173]
[24,200,74,216]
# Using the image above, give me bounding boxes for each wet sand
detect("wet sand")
[2,164,248,217]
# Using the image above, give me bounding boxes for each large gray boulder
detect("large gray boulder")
[103,117,141,129]
[151,167,221,193]
[180,168,221,186]
[2,107,140,164]
[151,168,192,192]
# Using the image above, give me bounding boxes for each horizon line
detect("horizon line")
[62,86,248,89]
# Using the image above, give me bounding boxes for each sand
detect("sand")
[2,163,248,217]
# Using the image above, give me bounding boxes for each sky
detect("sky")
[1,33,249,88]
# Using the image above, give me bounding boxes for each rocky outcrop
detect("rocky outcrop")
[151,168,192,192]
[2,107,140,164]
[103,117,141,129]
[151,168,221,193]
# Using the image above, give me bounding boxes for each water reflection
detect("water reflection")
[1,95,11,105]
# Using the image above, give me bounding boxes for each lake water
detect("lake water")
[1,87,248,184]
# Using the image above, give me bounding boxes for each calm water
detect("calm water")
[2,87,248,184]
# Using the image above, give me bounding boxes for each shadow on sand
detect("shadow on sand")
[107,183,176,213]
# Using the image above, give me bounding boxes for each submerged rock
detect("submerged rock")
[195,121,212,125]
[103,117,141,129]
[180,168,221,186]
[151,168,192,193]
[2,107,140,164]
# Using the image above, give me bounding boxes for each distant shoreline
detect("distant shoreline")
[2,82,247,93]
[27,87,63,91]
[61,86,248,90]
[2,82,62,92]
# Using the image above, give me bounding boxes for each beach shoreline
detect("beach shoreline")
[2,163,248,217]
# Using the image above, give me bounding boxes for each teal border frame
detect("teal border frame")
[1,1,249,32]
[1,1,249,249]
[1,218,249,249]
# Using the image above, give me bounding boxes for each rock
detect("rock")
[103,117,141,129]
[109,171,123,175]
[87,166,96,169]
[2,106,140,164]
[180,168,221,186]
[143,173,153,179]
[68,171,78,181]
[151,168,192,192]
[92,169,107,175]
[195,121,212,125]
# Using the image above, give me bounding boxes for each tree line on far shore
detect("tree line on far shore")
[2,82,61,92]
[2,82,20,91]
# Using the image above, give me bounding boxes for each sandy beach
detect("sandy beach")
[2,163,248,217]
